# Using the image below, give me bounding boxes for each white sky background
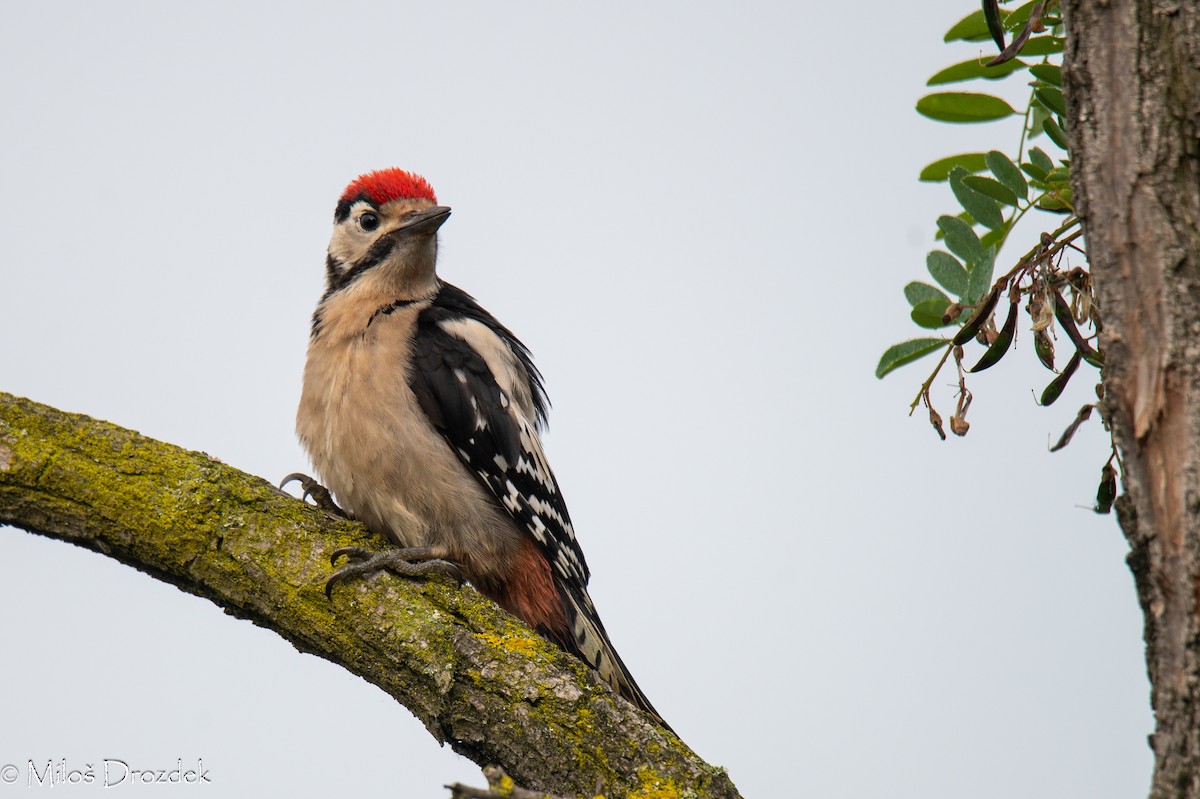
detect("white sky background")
[0,2,1151,797]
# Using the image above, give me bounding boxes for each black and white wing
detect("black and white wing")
[406,282,590,589]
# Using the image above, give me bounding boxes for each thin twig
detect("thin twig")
[447,766,579,799]
[909,343,955,415]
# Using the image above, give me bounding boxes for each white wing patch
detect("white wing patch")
[438,317,538,422]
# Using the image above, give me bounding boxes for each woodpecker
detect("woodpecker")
[292,168,667,728]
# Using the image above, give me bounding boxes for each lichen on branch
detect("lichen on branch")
[0,392,740,799]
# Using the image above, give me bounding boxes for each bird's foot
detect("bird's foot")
[280,472,354,519]
[325,546,464,598]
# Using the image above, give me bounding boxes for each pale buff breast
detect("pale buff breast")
[296,300,523,578]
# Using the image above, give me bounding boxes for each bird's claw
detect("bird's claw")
[330,545,375,566]
[325,546,464,598]
[280,472,353,519]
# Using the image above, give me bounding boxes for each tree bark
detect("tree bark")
[1061,2,1200,796]
[0,392,741,799]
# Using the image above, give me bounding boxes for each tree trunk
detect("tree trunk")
[1061,2,1200,796]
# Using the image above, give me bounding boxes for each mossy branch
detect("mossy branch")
[0,392,740,799]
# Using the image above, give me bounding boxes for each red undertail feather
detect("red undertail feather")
[341,168,437,205]
[490,537,571,646]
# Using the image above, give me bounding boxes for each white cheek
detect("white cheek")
[329,228,375,265]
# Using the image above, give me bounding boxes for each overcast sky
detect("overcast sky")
[1,2,1151,797]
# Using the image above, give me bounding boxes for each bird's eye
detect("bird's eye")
[358,212,380,232]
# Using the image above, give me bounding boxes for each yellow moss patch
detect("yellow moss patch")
[626,767,683,799]
[479,630,542,658]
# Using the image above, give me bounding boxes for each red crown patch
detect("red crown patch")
[341,168,437,205]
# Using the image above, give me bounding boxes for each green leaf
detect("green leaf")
[937,215,986,265]
[1029,146,1055,172]
[927,250,969,296]
[963,175,1020,207]
[904,281,951,307]
[1043,117,1069,148]
[911,298,954,329]
[934,211,976,241]
[876,338,948,379]
[920,152,989,182]
[1045,167,1071,185]
[1038,192,1073,212]
[1034,86,1067,117]
[964,247,997,305]
[980,221,1011,252]
[985,150,1028,200]
[917,92,1017,123]
[927,57,1027,85]
[1028,103,1050,141]
[1021,161,1049,184]
[944,9,991,42]
[949,167,1004,229]
[1003,0,1042,30]
[1018,36,1065,56]
[1028,64,1062,86]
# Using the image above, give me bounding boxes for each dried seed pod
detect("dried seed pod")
[1053,289,1104,366]
[970,297,1019,372]
[1095,463,1117,514]
[950,414,970,436]
[1081,347,1104,368]
[953,285,1002,346]
[1034,329,1055,370]
[982,315,1000,346]
[928,406,946,441]
[982,0,1006,51]
[1029,289,1054,332]
[1040,351,1082,406]
[1074,290,1092,325]
[942,302,965,325]
[1049,404,1094,452]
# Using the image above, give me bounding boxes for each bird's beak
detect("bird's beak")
[390,205,452,238]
